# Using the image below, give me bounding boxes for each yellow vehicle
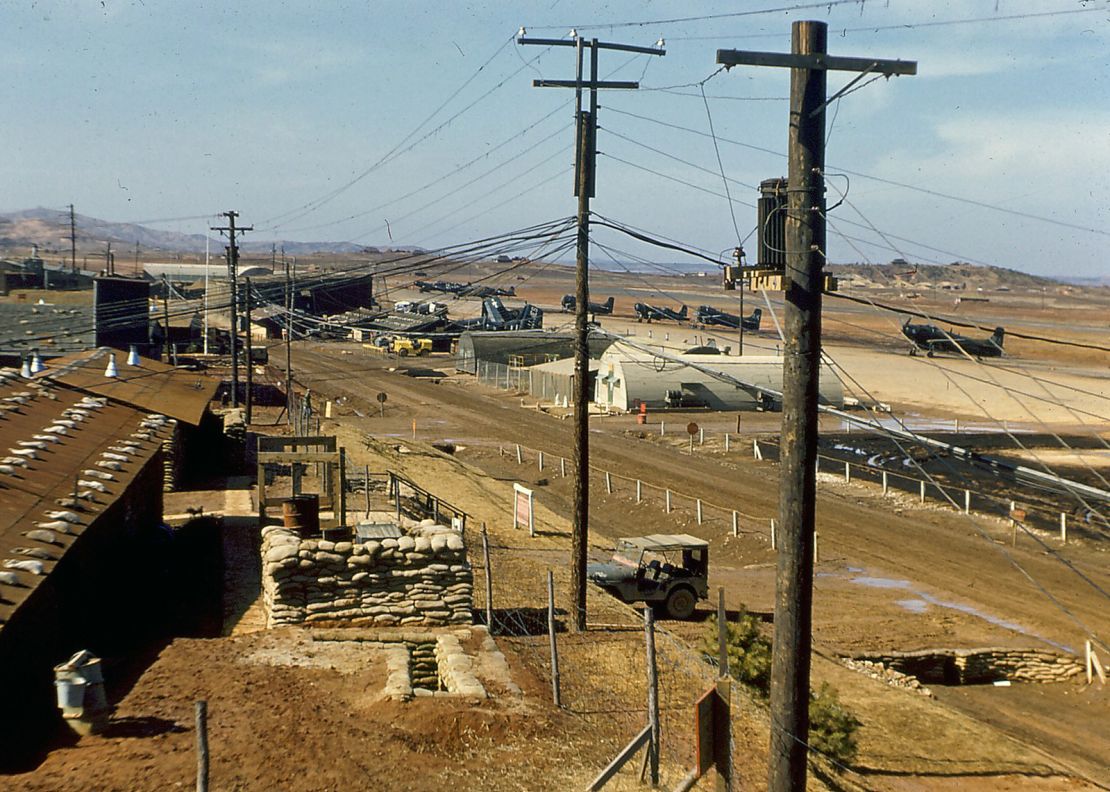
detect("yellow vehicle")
[390,337,433,356]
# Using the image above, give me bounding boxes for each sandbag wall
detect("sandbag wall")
[853,647,1083,684]
[261,525,473,628]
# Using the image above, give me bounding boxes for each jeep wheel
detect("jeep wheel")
[663,587,696,620]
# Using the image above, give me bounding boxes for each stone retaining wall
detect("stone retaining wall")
[851,647,1082,685]
[261,524,472,628]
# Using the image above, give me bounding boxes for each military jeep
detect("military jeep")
[587,534,709,619]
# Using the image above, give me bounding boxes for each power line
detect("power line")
[527,0,867,31]
[276,100,573,236]
[264,34,555,231]
[602,105,1110,239]
[668,6,1110,40]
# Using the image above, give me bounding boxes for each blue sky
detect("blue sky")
[2,1,1108,277]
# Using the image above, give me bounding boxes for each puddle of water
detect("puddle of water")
[848,572,1074,653]
[895,598,929,614]
[850,576,912,590]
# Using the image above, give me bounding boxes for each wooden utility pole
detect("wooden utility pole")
[244,276,254,425]
[519,31,664,630]
[285,252,294,425]
[68,204,77,273]
[211,211,252,408]
[162,274,171,360]
[718,23,914,791]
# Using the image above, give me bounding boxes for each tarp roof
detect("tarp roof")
[617,534,709,550]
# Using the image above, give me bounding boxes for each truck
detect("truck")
[389,337,433,356]
[587,534,709,619]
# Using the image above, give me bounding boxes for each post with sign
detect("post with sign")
[513,483,535,537]
[376,391,387,418]
[687,422,699,455]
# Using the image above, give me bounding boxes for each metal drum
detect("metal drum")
[282,494,320,536]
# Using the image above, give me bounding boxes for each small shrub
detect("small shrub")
[703,606,772,694]
[808,683,862,768]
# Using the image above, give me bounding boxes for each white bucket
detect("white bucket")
[55,678,87,710]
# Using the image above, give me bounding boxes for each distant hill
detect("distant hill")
[828,261,1063,291]
[0,208,393,257]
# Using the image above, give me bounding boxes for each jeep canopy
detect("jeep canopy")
[616,534,709,552]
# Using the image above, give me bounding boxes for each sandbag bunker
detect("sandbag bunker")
[261,519,473,629]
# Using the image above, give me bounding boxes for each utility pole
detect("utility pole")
[134,241,141,271]
[718,23,914,791]
[68,204,77,274]
[733,245,746,356]
[210,211,253,408]
[105,242,113,276]
[285,251,293,426]
[519,30,665,631]
[244,276,253,425]
[162,274,171,360]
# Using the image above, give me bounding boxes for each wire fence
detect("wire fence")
[475,360,532,393]
[471,534,859,789]
[490,430,1104,549]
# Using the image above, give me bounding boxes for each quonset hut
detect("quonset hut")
[455,330,615,374]
[593,341,843,412]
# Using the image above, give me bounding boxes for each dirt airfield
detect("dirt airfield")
[9,262,1109,790]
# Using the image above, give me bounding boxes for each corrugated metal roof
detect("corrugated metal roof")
[0,370,171,630]
[0,303,96,357]
[36,347,218,426]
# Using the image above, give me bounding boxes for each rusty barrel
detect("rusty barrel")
[282,494,320,536]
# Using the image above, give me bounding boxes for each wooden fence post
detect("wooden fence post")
[699,427,704,445]
[636,480,642,504]
[364,465,371,517]
[481,524,494,632]
[605,471,612,494]
[717,588,728,678]
[964,489,971,514]
[645,608,660,788]
[665,489,671,514]
[538,450,544,471]
[920,480,926,503]
[560,457,566,478]
[844,461,851,483]
[1060,512,1067,543]
[814,532,820,564]
[882,470,888,496]
[547,570,561,707]
[732,511,738,537]
[660,421,666,436]
[770,518,776,550]
[724,433,730,452]
[696,499,703,525]
[195,700,209,792]
[516,444,522,465]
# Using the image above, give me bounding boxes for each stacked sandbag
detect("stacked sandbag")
[261,524,473,628]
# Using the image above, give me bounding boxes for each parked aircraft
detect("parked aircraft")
[696,305,762,331]
[901,319,1005,358]
[414,280,469,295]
[460,284,516,298]
[452,296,544,332]
[633,303,688,323]
[561,295,615,315]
